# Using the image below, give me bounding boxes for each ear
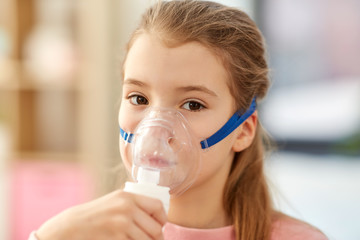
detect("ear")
[232,111,258,152]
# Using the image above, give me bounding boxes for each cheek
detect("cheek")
[186,116,220,142]
[118,104,143,133]
[188,111,233,142]
[118,104,140,172]
[192,137,235,187]
[118,104,130,129]
[119,135,132,172]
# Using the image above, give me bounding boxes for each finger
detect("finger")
[133,207,164,240]
[133,195,167,225]
[126,218,153,240]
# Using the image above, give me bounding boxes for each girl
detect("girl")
[31,1,328,239]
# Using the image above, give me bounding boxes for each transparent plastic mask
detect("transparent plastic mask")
[122,108,201,196]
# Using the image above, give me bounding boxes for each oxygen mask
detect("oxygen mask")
[120,108,201,211]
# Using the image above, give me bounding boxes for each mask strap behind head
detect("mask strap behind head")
[200,97,256,149]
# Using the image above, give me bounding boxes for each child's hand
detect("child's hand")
[35,190,167,240]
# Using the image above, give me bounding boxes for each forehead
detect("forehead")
[123,34,230,92]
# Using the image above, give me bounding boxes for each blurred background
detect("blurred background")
[0,0,358,239]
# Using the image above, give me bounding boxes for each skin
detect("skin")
[36,33,257,239]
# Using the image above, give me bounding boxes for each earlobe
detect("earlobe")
[232,111,258,152]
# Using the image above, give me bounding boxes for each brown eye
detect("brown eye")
[183,101,205,111]
[129,95,148,105]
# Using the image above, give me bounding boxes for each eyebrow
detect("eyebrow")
[177,85,218,97]
[123,78,148,87]
[123,78,218,97]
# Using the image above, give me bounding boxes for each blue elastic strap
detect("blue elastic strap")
[200,97,257,149]
[120,127,134,143]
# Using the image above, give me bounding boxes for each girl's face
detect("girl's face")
[119,34,241,190]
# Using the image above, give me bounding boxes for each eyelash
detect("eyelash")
[126,94,206,112]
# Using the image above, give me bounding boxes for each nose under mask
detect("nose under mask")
[120,97,256,196]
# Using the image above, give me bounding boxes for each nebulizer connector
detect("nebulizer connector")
[124,167,170,213]
[122,108,201,214]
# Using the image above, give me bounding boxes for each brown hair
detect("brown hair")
[124,1,273,239]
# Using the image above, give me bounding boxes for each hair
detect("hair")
[123,1,273,239]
